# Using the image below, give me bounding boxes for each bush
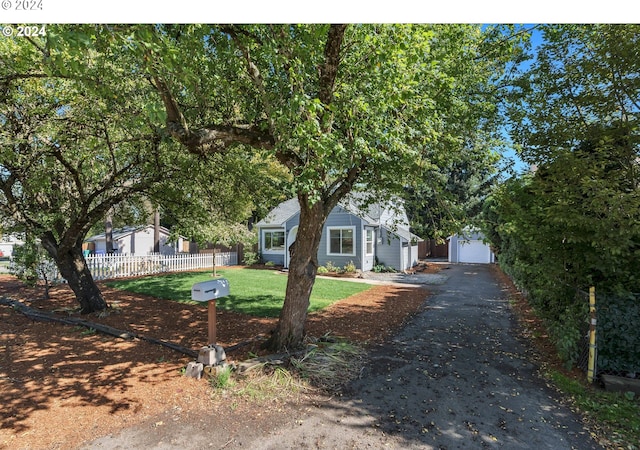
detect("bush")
[343,261,356,273]
[324,261,338,273]
[9,241,57,299]
[317,266,329,274]
[373,264,396,273]
[242,251,259,266]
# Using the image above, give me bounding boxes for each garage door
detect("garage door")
[458,240,491,263]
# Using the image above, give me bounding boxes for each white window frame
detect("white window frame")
[365,228,374,256]
[262,229,285,254]
[327,226,356,257]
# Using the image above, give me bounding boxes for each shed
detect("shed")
[448,229,495,264]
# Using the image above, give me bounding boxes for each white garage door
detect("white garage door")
[458,240,491,263]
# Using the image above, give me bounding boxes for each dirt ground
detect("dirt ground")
[0,266,434,450]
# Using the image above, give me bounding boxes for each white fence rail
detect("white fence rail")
[49,252,237,282]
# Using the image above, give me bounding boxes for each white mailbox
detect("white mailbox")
[191,278,230,302]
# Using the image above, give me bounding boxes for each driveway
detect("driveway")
[85,264,601,449]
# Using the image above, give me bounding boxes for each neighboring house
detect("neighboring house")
[0,233,24,258]
[256,197,422,272]
[448,229,495,264]
[85,225,186,256]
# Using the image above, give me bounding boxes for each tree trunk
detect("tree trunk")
[153,209,161,253]
[41,235,108,314]
[264,199,326,351]
[105,212,114,254]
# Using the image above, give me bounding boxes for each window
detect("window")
[365,229,374,255]
[263,230,285,252]
[327,226,355,256]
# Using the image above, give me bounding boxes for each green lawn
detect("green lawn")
[106,268,372,317]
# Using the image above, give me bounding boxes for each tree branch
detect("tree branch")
[318,24,347,106]
[152,75,274,153]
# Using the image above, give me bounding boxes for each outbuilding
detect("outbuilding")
[448,229,495,264]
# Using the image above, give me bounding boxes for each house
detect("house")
[448,229,495,264]
[0,233,24,258]
[84,225,186,256]
[256,197,422,272]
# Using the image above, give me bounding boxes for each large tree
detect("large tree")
[0,28,173,312]
[0,26,274,313]
[2,25,521,348]
[133,24,521,350]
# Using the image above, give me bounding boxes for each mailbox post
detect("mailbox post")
[191,278,230,345]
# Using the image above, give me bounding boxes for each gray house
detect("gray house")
[256,197,422,272]
[85,225,186,256]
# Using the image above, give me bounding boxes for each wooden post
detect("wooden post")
[208,299,217,345]
[587,286,597,383]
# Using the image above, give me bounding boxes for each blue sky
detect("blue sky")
[498,25,545,175]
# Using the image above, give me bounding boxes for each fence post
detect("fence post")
[587,286,597,383]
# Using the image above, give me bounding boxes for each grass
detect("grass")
[549,371,640,449]
[106,268,372,317]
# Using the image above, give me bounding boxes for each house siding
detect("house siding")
[318,205,365,270]
[376,227,403,270]
[256,197,422,273]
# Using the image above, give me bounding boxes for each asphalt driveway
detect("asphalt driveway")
[85,263,602,449]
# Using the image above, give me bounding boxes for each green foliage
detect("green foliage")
[209,365,234,389]
[241,251,260,266]
[316,266,329,274]
[342,261,356,274]
[9,240,57,295]
[373,264,397,274]
[106,269,372,317]
[549,371,640,449]
[484,24,640,370]
[323,261,338,273]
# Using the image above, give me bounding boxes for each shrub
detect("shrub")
[242,251,259,266]
[9,241,57,299]
[317,266,329,274]
[324,261,338,273]
[343,261,356,273]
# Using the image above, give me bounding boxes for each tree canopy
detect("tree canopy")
[2,24,524,349]
[483,24,640,366]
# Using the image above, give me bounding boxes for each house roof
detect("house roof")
[255,198,301,227]
[86,225,173,242]
[257,196,423,243]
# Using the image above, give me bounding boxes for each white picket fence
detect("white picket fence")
[51,252,237,282]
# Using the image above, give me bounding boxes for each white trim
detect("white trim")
[284,226,298,268]
[261,228,286,254]
[365,228,374,256]
[326,226,357,257]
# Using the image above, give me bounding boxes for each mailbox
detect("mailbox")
[191,278,230,302]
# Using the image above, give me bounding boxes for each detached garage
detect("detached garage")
[448,230,495,264]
